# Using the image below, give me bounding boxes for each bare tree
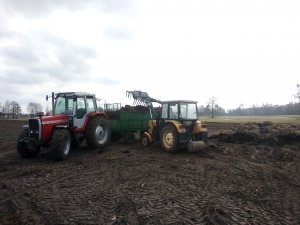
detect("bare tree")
[10,101,22,119]
[27,102,43,117]
[208,97,217,118]
[4,100,10,118]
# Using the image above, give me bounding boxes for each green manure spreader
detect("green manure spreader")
[104,104,152,143]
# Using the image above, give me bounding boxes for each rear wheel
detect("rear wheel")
[160,124,179,152]
[17,129,40,158]
[85,116,111,149]
[50,129,71,161]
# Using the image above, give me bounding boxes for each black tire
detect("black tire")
[17,129,40,158]
[160,124,179,152]
[124,132,135,144]
[85,116,111,149]
[50,129,71,161]
[141,134,150,146]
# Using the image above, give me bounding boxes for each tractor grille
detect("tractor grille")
[29,119,41,140]
[184,124,193,140]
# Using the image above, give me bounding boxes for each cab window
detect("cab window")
[180,104,187,118]
[169,103,178,119]
[67,98,74,115]
[86,97,96,112]
[161,103,168,119]
[186,103,197,119]
[54,96,66,115]
[76,97,86,119]
[180,103,198,119]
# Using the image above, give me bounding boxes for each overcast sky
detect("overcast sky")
[0,0,299,112]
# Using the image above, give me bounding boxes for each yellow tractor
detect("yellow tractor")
[127,91,208,152]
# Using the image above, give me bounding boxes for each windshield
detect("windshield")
[179,103,198,120]
[54,95,74,115]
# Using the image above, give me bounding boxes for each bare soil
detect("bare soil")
[0,120,299,225]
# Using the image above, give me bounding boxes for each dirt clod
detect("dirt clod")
[210,122,300,146]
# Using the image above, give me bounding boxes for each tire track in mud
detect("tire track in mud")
[1,149,300,225]
[0,140,18,160]
[0,152,105,224]
[215,154,300,225]
[1,162,115,224]
[1,166,118,224]
[34,175,118,224]
[119,149,299,224]
[108,155,246,224]
[252,166,300,225]
[0,145,140,225]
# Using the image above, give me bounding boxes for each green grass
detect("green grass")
[200,115,300,124]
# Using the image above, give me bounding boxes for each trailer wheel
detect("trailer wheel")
[86,116,111,149]
[50,129,71,161]
[17,129,40,158]
[141,134,150,146]
[160,124,179,152]
[124,132,135,144]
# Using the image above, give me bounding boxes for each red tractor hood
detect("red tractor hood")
[40,115,69,125]
[39,115,69,143]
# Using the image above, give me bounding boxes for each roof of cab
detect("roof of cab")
[161,100,198,104]
[56,92,95,97]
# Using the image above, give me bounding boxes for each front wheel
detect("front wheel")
[85,116,111,149]
[49,129,71,161]
[17,129,40,158]
[160,124,179,152]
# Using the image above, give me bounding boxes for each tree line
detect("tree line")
[198,102,300,117]
[1,84,299,118]
[0,100,43,118]
[1,99,299,119]
[199,84,300,117]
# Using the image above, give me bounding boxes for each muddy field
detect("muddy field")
[0,120,299,225]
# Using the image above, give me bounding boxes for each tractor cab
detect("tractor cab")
[53,92,98,129]
[161,100,199,121]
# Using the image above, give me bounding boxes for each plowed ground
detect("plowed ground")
[0,120,299,225]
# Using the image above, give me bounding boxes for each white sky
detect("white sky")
[0,0,299,112]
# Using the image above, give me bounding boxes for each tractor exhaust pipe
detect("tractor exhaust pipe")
[187,141,207,153]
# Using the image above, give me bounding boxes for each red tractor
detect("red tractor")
[17,92,111,161]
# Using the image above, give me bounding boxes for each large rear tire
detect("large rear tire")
[85,116,111,149]
[160,124,179,152]
[17,129,40,158]
[50,129,71,161]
